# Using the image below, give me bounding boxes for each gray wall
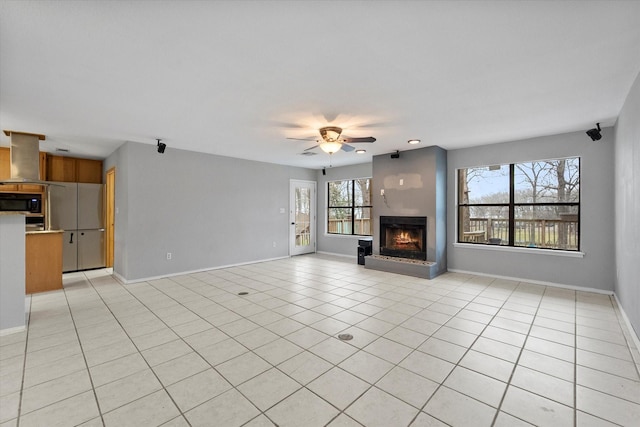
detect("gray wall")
[0,214,25,332]
[106,141,315,281]
[447,129,615,291]
[614,71,640,336]
[316,163,372,256]
[372,146,448,275]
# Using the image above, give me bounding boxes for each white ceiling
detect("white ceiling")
[1,1,639,169]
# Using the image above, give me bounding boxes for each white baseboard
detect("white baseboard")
[0,325,26,336]
[447,268,614,295]
[447,268,640,353]
[316,251,357,259]
[114,256,291,285]
[613,293,640,363]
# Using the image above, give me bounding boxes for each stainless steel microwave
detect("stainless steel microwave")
[0,193,42,213]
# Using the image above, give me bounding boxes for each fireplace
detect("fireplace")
[380,216,427,260]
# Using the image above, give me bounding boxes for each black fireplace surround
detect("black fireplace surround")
[380,216,427,260]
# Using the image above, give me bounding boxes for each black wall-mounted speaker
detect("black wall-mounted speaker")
[586,123,602,141]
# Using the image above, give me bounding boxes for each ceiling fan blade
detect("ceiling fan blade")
[342,136,376,143]
[271,121,309,129]
[304,144,320,152]
[341,144,355,152]
[287,137,317,141]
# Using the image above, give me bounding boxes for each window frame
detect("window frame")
[457,158,580,252]
[327,177,373,236]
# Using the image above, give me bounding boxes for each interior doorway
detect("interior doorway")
[105,167,115,268]
[289,179,316,256]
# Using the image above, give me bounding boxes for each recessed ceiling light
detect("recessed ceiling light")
[408,139,421,145]
[355,149,366,154]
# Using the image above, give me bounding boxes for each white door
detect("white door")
[290,180,316,256]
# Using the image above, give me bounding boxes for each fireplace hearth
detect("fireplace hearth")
[380,216,427,261]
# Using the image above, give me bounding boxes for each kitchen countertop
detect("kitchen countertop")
[26,230,63,235]
[0,211,27,216]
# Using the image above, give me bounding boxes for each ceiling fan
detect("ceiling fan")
[288,126,376,155]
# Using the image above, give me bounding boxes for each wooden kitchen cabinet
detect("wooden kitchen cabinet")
[76,158,103,184]
[47,154,77,182]
[0,147,18,191]
[3,148,103,186]
[26,231,63,294]
[47,154,103,184]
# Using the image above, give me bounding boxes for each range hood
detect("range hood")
[0,130,50,186]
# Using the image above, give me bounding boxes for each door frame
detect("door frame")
[289,179,316,256]
[105,167,115,268]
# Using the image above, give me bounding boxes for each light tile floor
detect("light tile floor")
[1,254,640,426]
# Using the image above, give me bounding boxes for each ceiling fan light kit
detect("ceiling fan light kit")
[319,126,343,142]
[288,125,376,157]
[319,141,342,154]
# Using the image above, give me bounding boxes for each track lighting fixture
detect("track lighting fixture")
[586,123,602,141]
[156,139,166,153]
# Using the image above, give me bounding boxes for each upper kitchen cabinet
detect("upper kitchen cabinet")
[47,155,103,184]
[76,159,103,184]
[0,147,18,191]
[47,155,77,182]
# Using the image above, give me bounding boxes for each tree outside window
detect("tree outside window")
[458,158,580,250]
[328,178,372,236]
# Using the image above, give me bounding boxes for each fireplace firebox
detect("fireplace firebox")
[380,216,427,260]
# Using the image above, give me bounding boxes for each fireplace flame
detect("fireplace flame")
[394,231,413,245]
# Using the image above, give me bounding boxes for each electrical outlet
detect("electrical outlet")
[273,241,276,247]
[166,252,172,260]
[399,178,404,186]
[380,189,385,195]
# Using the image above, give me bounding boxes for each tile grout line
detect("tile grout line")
[154,264,438,425]
[14,295,32,427]
[92,269,328,426]
[487,283,546,427]
[406,276,522,427]
[10,258,639,427]
[61,280,108,426]
[86,273,209,425]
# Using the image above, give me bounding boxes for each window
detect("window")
[458,158,580,251]
[328,178,372,236]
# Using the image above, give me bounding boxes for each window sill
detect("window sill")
[453,242,585,258]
